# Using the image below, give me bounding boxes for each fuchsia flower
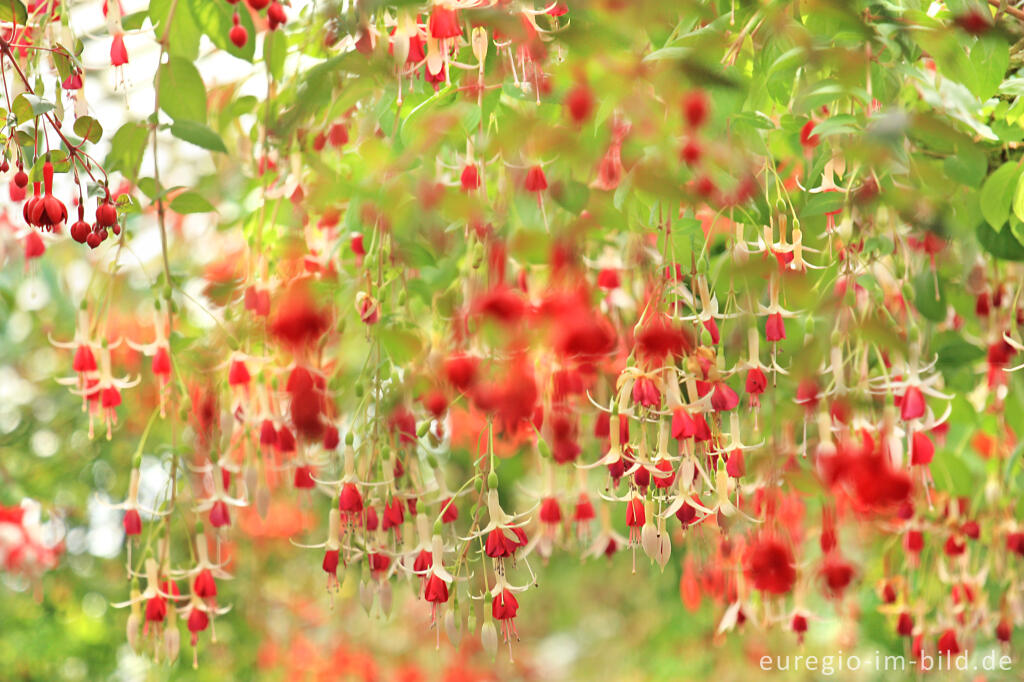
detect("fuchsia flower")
[110,34,128,66]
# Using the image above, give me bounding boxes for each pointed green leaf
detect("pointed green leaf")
[158,57,207,123]
[980,161,1020,231]
[169,120,227,153]
[169,191,215,214]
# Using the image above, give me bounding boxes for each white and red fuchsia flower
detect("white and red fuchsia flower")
[56,342,140,440]
[112,557,187,661]
[126,311,173,417]
[192,461,249,531]
[0,502,59,577]
[98,459,170,566]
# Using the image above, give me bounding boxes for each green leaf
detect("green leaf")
[913,271,946,322]
[158,57,207,123]
[1014,172,1024,225]
[970,35,1009,101]
[52,47,73,83]
[0,1,28,24]
[377,325,423,364]
[810,114,859,139]
[800,191,844,218]
[186,0,256,62]
[943,144,986,188]
[979,161,1020,231]
[934,332,984,370]
[551,179,589,214]
[169,120,227,153]
[265,30,287,82]
[105,122,149,182]
[136,177,160,200]
[149,0,201,61]
[169,191,215,214]
[977,220,1024,260]
[72,116,103,143]
[122,10,147,31]
[12,94,53,124]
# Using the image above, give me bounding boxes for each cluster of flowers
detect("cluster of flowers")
[2,0,1022,671]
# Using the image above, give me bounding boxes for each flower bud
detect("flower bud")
[126,611,142,652]
[164,624,181,663]
[445,609,462,649]
[359,581,374,613]
[480,621,498,657]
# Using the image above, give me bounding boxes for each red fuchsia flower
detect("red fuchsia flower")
[682,90,709,129]
[25,160,67,231]
[57,342,139,440]
[292,508,343,594]
[745,367,767,407]
[467,488,532,574]
[491,588,520,645]
[0,502,59,575]
[113,558,185,650]
[110,33,128,66]
[356,291,380,325]
[564,81,595,124]
[937,629,960,655]
[193,462,248,530]
[428,4,461,39]
[100,464,169,560]
[524,165,547,193]
[709,381,740,412]
[800,119,820,149]
[791,612,809,644]
[590,119,629,191]
[900,385,926,421]
[381,496,406,539]
[996,618,1012,643]
[897,612,915,637]
[460,162,480,191]
[443,352,480,392]
[49,314,101,405]
[625,495,645,546]
[339,482,364,523]
[268,280,331,349]
[910,430,934,465]
[680,138,702,165]
[573,492,595,539]
[267,1,287,30]
[62,69,84,90]
[744,536,797,595]
[819,555,855,598]
[229,13,248,48]
[126,313,172,416]
[631,374,661,409]
[596,267,620,290]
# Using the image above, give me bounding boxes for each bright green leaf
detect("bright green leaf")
[980,161,1020,231]
[169,120,228,153]
[169,191,216,214]
[72,116,103,143]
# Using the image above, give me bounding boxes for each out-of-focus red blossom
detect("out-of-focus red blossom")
[471,285,527,325]
[389,405,417,444]
[0,504,60,574]
[268,280,332,348]
[565,81,595,123]
[744,537,796,595]
[682,90,710,128]
[635,314,692,362]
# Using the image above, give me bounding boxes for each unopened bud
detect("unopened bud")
[480,621,498,657]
